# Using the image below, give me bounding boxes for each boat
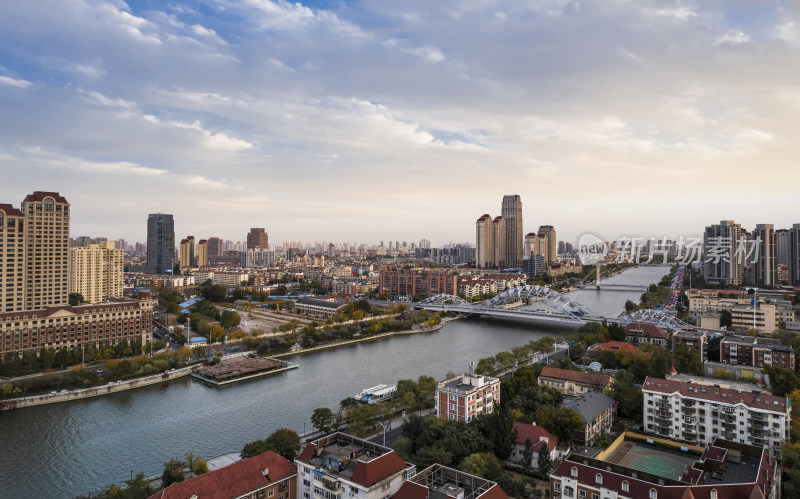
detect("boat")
[356,384,397,404]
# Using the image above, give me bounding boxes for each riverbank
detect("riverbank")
[0,367,193,411]
[271,316,459,359]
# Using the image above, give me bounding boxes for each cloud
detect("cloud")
[715,29,750,46]
[0,75,31,88]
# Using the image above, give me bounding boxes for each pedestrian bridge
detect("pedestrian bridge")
[415,285,690,330]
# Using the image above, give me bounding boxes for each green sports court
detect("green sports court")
[604,441,698,480]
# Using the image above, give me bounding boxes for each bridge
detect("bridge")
[415,285,690,331]
[582,283,649,292]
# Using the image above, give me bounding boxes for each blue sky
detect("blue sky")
[1,1,799,246]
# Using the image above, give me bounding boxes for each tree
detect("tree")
[707,335,722,362]
[608,369,643,420]
[521,438,534,474]
[265,428,301,461]
[764,365,800,396]
[720,310,732,328]
[311,407,335,434]
[162,458,186,487]
[537,445,552,477]
[241,439,277,459]
[220,310,241,329]
[192,458,209,476]
[593,431,614,449]
[459,452,498,477]
[673,344,702,375]
[69,293,85,306]
[125,471,153,498]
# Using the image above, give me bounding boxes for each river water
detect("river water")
[0,266,669,498]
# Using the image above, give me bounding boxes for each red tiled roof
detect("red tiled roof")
[148,451,297,499]
[595,341,640,353]
[22,191,69,204]
[624,323,669,339]
[539,367,611,386]
[296,443,316,463]
[392,481,430,499]
[477,214,492,221]
[351,451,408,487]
[0,298,144,321]
[0,204,23,216]
[512,422,556,453]
[642,377,788,413]
[480,484,510,499]
[493,216,504,222]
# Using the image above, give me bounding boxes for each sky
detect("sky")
[1,0,799,247]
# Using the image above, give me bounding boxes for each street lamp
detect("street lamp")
[376,421,387,446]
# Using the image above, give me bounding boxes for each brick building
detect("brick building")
[538,367,613,395]
[378,269,457,299]
[624,323,669,348]
[435,373,501,422]
[720,335,795,370]
[672,330,708,361]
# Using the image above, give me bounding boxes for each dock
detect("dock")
[192,357,298,386]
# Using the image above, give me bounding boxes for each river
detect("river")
[0,265,669,498]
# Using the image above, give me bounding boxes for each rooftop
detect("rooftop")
[393,464,508,499]
[562,392,615,423]
[437,373,500,394]
[512,422,556,453]
[643,376,787,412]
[624,322,669,339]
[539,366,612,386]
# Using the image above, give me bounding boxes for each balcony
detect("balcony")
[749,428,769,438]
[751,413,768,422]
[722,421,737,431]
[721,431,737,440]
[748,420,768,429]
[681,407,696,416]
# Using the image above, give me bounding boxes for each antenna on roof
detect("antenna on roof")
[470,361,476,376]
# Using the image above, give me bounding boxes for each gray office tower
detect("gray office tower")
[502,194,523,268]
[147,213,175,273]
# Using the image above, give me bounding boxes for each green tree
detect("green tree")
[537,445,552,478]
[241,439,277,459]
[192,458,209,476]
[68,293,85,306]
[265,428,301,461]
[162,458,186,487]
[311,407,335,434]
[521,437,534,475]
[673,344,702,375]
[220,310,242,329]
[764,365,800,396]
[608,369,643,420]
[593,431,614,448]
[459,452,498,477]
[124,471,153,498]
[720,310,732,328]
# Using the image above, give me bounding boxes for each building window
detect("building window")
[579,491,586,499]
[591,495,599,499]
[554,483,561,492]
[595,474,602,484]
[649,489,657,499]
[269,491,275,498]
[710,490,717,499]
[621,481,629,492]
[564,486,574,497]
[571,467,578,477]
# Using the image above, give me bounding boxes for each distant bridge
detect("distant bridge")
[415,285,690,331]
[582,283,649,292]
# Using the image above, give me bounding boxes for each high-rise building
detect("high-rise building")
[207,236,223,257]
[117,239,126,252]
[524,233,536,258]
[0,204,25,313]
[69,241,123,304]
[537,225,557,263]
[197,239,209,267]
[753,224,776,287]
[246,228,269,250]
[790,223,800,286]
[146,213,175,274]
[703,220,742,286]
[492,216,506,268]
[22,192,71,311]
[179,236,195,267]
[501,195,523,267]
[776,229,790,268]
[476,214,494,268]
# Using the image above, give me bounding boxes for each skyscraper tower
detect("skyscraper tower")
[475,214,494,268]
[0,203,25,313]
[147,213,175,274]
[753,224,776,287]
[492,216,506,268]
[537,225,558,263]
[247,228,269,250]
[703,220,742,286]
[179,236,195,267]
[22,192,71,310]
[501,195,523,268]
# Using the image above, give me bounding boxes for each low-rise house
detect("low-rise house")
[295,433,415,499]
[562,392,615,446]
[538,367,613,395]
[509,422,558,470]
[624,323,669,347]
[148,450,296,499]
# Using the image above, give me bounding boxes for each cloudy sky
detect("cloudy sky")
[1,0,798,246]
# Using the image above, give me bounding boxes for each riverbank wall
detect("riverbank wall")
[0,367,193,411]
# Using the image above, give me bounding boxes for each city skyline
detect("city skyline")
[2,1,799,243]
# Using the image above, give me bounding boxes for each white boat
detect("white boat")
[356,384,397,404]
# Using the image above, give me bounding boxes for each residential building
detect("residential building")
[703,220,743,286]
[0,203,25,313]
[244,248,272,268]
[753,224,776,287]
[378,269,457,299]
[492,216,506,268]
[720,335,795,369]
[197,239,209,267]
[550,438,779,499]
[672,330,707,361]
[475,214,494,268]
[69,242,124,304]
[537,367,613,395]
[509,422,558,470]
[149,450,297,499]
[537,225,557,263]
[146,213,175,274]
[21,192,71,311]
[207,236,223,257]
[791,223,800,286]
[179,236,195,268]
[1,291,155,356]
[642,376,790,458]
[562,392,615,446]
[293,298,346,319]
[686,289,742,313]
[436,372,501,422]
[501,195,522,268]
[393,464,508,499]
[247,228,269,251]
[458,273,525,299]
[624,323,669,348]
[521,254,545,279]
[295,433,415,499]
[730,302,779,334]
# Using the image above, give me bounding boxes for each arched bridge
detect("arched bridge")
[415,285,690,330]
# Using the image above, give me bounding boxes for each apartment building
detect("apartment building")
[458,273,526,299]
[150,450,296,499]
[562,392,615,446]
[1,291,155,355]
[394,464,508,499]
[720,335,795,370]
[293,298,346,319]
[436,373,501,422]
[703,220,743,286]
[642,376,790,459]
[146,213,175,274]
[623,323,669,348]
[179,236,195,268]
[295,433,415,499]
[69,242,123,304]
[247,228,269,250]
[197,239,209,267]
[672,330,707,361]
[550,439,779,499]
[538,367,613,395]
[378,269,457,299]
[509,422,558,470]
[0,204,25,314]
[686,289,742,313]
[730,302,781,334]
